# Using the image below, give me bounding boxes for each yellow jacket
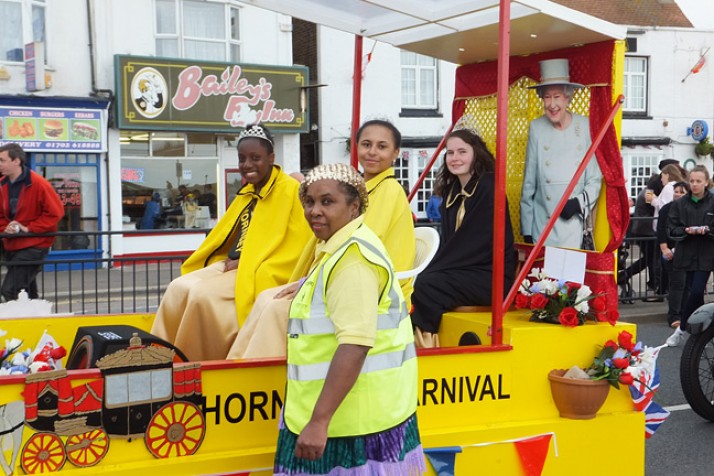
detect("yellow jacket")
[182,166,311,326]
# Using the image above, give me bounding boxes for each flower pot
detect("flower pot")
[548,369,610,420]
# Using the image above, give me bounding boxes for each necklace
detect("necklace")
[445,178,479,231]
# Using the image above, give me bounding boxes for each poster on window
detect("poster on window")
[49,173,82,207]
[0,106,106,152]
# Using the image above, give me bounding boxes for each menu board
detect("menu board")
[0,106,107,152]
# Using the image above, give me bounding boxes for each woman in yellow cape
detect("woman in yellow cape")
[151,125,311,361]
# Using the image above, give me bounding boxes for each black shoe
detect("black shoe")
[643,296,664,303]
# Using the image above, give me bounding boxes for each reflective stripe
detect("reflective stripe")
[288,343,416,382]
[290,309,405,335]
[290,236,407,335]
[288,316,334,335]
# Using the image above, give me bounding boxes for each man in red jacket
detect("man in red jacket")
[0,143,64,301]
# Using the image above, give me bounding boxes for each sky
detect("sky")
[675,0,714,28]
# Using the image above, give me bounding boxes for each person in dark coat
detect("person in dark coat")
[410,121,516,346]
[619,173,663,299]
[656,181,689,328]
[665,166,714,347]
[138,192,164,230]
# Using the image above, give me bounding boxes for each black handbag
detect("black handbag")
[581,190,595,251]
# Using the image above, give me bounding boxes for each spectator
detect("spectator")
[197,184,217,217]
[657,181,689,328]
[619,173,662,298]
[0,143,64,301]
[138,192,165,230]
[426,185,442,222]
[665,166,714,346]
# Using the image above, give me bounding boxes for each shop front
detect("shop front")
[0,95,110,269]
[114,55,308,257]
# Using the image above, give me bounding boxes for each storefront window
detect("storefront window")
[34,153,100,251]
[120,131,218,228]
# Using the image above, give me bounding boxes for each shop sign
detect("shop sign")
[24,42,45,92]
[0,106,106,152]
[115,55,308,133]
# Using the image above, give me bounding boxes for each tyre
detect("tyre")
[680,324,714,421]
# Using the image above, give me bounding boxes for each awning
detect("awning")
[247,0,625,64]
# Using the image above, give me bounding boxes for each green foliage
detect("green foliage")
[695,136,714,157]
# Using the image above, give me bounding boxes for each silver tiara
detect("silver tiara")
[238,125,273,146]
[452,114,483,138]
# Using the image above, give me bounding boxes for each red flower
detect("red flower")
[619,372,634,385]
[591,296,607,313]
[558,307,580,327]
[604,340,618,350]
[618,330,635,351]
[515,293,530,309]
[612,357,629,369]
[605,310,619,326]
[530,293,549,310]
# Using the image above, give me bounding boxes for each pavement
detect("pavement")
[617,299,670,325]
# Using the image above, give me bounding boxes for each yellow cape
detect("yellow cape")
[182,166,311,326]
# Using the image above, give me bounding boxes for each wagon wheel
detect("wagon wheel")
[145,401,205,458]
[20,432,66,474]
[65,428,110,468]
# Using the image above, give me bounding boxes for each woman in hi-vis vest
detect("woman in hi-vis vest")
[274,164,425,475]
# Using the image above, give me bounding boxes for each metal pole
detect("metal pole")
[350,35,364,169]
[491,0,511,345]
[502,95,625,315]
[407,124,453,202]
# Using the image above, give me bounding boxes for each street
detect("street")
[626,316,714,475]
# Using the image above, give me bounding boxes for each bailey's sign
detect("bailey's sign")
[115,55,308,133]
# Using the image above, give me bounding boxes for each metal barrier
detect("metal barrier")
[618,216,713,304]
[0,229,207,315]
[1,223,708,313]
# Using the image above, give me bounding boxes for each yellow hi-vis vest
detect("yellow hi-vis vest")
[284,224,418,437]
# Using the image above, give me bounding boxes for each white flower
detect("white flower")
[519,278,533,295]
[576,285,592,301]
[5,338,22,352]
[539,279,559,296]
[574,301,589,314]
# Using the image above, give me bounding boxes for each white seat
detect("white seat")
[396,226,440,281]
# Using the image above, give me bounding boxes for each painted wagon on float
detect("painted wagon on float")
[19,335,204,473]
[0,1,651,475]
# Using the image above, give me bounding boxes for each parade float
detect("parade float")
[0,1,657,474]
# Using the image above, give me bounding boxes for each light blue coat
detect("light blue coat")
[520,113,602,249]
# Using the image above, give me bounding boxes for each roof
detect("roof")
[552,0,693,28]
[248,0,626,64]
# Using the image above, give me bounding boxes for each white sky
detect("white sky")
[676,0,714,28]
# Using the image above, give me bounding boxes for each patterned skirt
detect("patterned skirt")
[273,413,425,475]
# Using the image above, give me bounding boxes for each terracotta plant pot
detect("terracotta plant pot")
[548,369,610,420]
